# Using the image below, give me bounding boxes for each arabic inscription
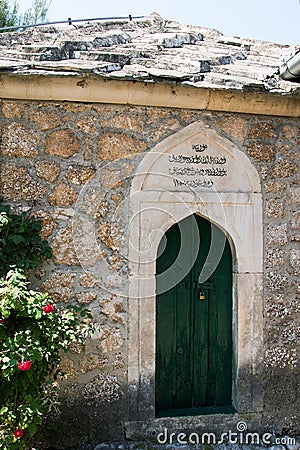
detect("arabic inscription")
[169,143,228,189]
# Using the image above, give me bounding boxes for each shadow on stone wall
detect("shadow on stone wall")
[262,366,300,435]
[35,364,300,449]
[38,381,127,449]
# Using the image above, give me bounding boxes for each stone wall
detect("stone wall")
[0,99,299,447]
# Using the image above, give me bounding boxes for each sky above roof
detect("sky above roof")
[19,0,299,46]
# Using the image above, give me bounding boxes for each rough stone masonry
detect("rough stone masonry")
[0,100,299,447]
[0,12,299,450]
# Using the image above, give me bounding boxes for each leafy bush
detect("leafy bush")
[0,209,94,448]
[0,269,94,449]
[0,208,52,277]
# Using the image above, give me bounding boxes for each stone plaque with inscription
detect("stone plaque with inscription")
[139,127,258,193]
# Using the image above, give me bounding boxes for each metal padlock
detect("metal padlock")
[199,290,205,300]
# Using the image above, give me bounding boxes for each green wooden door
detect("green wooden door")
[155,214,233,416]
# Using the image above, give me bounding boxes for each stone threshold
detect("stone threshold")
[125,412,263,441]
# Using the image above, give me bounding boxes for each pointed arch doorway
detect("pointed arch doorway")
[127,120,263,428]
[155,213,233,417]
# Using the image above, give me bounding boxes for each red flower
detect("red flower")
[17,360,32,371]
[13,428,23,439]
[43,304,55,314]
[0,318,5,324]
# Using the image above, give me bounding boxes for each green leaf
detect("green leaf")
[28,422,38,437]
[34,309,42,320]
[10,234,25,245]
[33,415,42,425]
[8,359,17,367]
[0,406,8,414]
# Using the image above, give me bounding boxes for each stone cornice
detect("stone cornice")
[0,73,300,117]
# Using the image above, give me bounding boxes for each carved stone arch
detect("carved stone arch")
[127,120,263,432]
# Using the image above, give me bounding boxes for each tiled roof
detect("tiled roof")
[0,12,299,96]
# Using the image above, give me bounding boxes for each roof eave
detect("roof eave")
[0,72,299,118]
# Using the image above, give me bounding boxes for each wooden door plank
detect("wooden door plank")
[174,282,191,408]
[156,287,176,409]
[212,239,232,406]
[192,286,209,406]
[192,215,211,407]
